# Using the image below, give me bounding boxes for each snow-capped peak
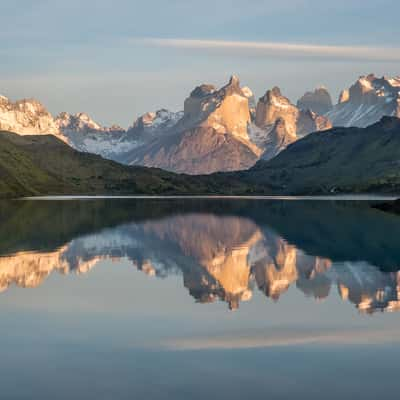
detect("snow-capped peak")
[55,112,106,133]
[131,109,183,131]
[0,95,61,137]
[326,73,400,128]
[152,109,183,127]
[357,75,375,91]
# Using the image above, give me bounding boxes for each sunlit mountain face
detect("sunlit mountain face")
[1,199,400,314]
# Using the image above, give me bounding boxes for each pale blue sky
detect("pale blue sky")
[1,0,399,126]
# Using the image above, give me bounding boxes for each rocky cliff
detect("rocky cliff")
[125,76,262,174]
[253,87,332,160]
[297,87,333,115]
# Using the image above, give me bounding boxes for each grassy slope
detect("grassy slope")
[0,134,62,197]
[0,131,254,198]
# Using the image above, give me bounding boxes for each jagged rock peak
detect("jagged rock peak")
[257,86,292,107]
[297,87,333,115]
[229,74,240,87]
[183,75,252,140]
[338,89,350,104]
[254,84,332,157]
[270,86,283,97]
[56,112,126,136]
[259,86,275,100]
[357,73,376,87]
[348,73,400,105]
[56,112,103,132]
[255,86,297,132]
[133,111,158,128]
[131,109,183,131]
[190,84,217,98]
[0,95,61,137]
[128,76,259,174]
[13,98,49,114]
[220,74,247,97]
[349,74,377,101]
[187,75,246,99]
[326,73,400,128]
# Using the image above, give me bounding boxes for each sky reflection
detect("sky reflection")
[1,199,400,398]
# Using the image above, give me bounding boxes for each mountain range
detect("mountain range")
[6,73,399,175]
[1,73,400,197]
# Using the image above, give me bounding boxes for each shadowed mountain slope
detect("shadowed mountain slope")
[241,116,400,194]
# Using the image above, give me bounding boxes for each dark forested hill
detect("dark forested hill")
[240,117,400,194]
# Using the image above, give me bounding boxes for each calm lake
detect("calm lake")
[1,197,400,399]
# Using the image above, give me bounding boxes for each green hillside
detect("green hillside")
[242,117,400,194]
[0,131,208,198]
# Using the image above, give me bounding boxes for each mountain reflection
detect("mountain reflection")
[1,199,400,313]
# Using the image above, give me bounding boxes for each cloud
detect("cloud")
[160,328,400,351]
[135,38,400,62]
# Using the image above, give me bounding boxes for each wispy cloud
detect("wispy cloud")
[160,329,400,351]
[135,38,400,62]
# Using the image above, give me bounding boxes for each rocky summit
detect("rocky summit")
[326,74,400,127]
[55,109,183,162]
[124,75,262,174]
[255,87,300,137]
[0,96,64,140]
[252,86,332,160]
[296,87,333,115]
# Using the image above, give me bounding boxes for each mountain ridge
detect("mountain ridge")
[325,74,400,127]
[0,74,333,174]
[1,73,400,180]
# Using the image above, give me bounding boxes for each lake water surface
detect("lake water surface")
[1,198,400,399]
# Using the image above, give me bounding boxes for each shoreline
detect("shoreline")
[19,194,399,201]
